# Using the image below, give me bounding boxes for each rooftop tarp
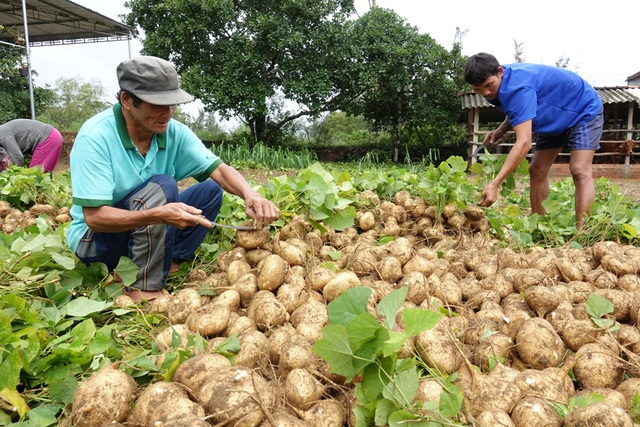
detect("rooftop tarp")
[0,0,131,46]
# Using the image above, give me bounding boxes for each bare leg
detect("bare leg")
[569,150,596,229]
[529,148,562,215]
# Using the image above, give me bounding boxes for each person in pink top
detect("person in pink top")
[0,119,63,172]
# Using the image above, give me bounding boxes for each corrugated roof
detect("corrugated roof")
[0,0,131,46]
[597,86,640,104]
[459,86,640,110]
[458,92,493,110]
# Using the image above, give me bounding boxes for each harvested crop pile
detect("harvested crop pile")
[0,201,71,233]
[68,193,640,426]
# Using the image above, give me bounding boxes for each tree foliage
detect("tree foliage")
[38,76,111,132]
[124,0,466,158]
[513,39,526,63]
[182,108,227,141]
[306,111,370,146]
[0,46,55,123]
[125,0,359,145]
[342,8,465,161]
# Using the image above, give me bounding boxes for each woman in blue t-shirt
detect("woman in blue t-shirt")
[463,52,603,230]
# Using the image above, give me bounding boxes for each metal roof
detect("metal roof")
[0,0,131,47]
[597,86,640,104]
[459,86,640,110]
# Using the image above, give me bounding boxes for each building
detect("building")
[627,72,640,86]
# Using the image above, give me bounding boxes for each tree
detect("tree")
[513,39,526,63]
[184,108,227,141]
[306,111,370,146]
[555,55,580,74]
[0,46,55,123]
[39,76,111,131]
[125,0,361,146]
[342,8,464,161]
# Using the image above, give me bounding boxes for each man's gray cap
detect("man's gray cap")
[117,56,194,105]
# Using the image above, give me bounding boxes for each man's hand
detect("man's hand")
[244,194,281,229]
[483,128,505,147]
[478,182,499,207]
[159,203,212,229]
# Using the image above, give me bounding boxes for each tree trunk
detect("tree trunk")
[393,93,404,163]
[248,113,268,147]
[393,122,400,163]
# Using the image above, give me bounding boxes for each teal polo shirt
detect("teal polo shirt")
[66,104,221,253]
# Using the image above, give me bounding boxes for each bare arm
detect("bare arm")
[83,203,208,233]
[84,163,280,233]
[210,163,280,227]
[479,119,533,207]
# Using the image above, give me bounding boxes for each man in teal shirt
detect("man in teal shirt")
[67,56,280,302]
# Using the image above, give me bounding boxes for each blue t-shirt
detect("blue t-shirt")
[489,64,603,135]
[66,104,222,252]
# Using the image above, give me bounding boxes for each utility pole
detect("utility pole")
[21,0,36,120]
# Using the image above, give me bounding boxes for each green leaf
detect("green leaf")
[585,293,614,319]
[47,376,78,405]
[358,355,396,404]
[303,172,331,208]
[402,308,443,336]
[0,409,11,424]
[382,365,419,405]
[0,313,14,346]
[50,252,77,270]
[64,297,111,317]
[25,403,64,426]
[382,330,409,358]
[327,286,372,327]
[20,234,48,253]
[326,205,356,231]
[593,318,619,331]
[347,312,383,351]
[40,306,62,326]
[69,319,96,344]
[312,324,359,381]
[171,326,183,349]
[377,286,408,330]
[629,392,640,422]
[374,398,396,426]
[113,257,139,286]
[213,335,241,354]
[0,348,23,390]
[129,355,160,373]
[353,404,374,427]
[352,327,388,374]
[568,392,606,410]
[88,325,117,355]
[439,383,464,418]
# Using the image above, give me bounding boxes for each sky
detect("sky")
[28,0,639,118]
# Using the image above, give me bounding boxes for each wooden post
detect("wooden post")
[624,103,634,176]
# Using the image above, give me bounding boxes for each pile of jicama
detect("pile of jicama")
[66,190,640,426]
[0,201,71,233]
